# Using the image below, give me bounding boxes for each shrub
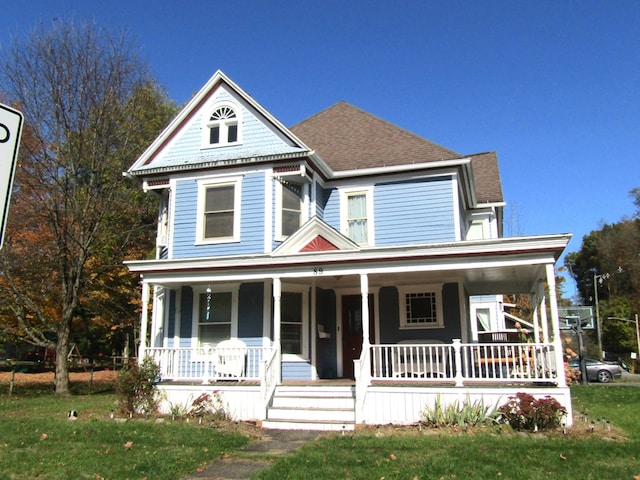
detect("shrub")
[188,392,228,422]
[497,392,566,432]
[422,394,498,428]
[116,356,160,415]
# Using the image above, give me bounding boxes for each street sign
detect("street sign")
[0,103,24,250]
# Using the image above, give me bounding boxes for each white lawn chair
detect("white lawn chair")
[213,339,247,379]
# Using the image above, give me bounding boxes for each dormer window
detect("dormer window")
[203,104,240,148]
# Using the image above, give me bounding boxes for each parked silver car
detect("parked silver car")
[568,358,622,383]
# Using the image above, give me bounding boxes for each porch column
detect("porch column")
[360,274,370,348]
[138,281,150,364]
[530,291,540,343]
[273,276,282,383]
[537,280,550,343]
[150,286,163,348]
[546,263,567,387]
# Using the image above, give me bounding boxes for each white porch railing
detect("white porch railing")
[144,346,273,384]
[370,340,559,386]
[145,341,558,387]
[354,345,371,424]
[260,347,279,417]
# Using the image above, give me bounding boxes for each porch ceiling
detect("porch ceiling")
[129,234,570,297]
[307,262,546,295]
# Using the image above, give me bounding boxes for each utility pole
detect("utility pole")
[593,272,608,360]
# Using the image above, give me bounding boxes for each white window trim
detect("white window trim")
[339,186,375,246]
[200,102,242,149]
[191,284,239,354]
[281,284,309,362]
[275,181,307,241]
[398,284,444,329]
[195,176,242,244]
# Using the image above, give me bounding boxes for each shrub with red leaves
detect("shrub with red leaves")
[498,392,567,431]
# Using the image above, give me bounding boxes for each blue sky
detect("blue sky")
[3,1,640,291]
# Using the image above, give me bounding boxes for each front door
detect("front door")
[341,294,374,378]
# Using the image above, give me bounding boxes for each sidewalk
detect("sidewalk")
[182,429,321,480]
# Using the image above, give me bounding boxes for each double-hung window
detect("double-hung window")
[277,182,304,239]
[398,285,444,329]
[280,288,309,359]
[197,177,241,243]
[341,187,374,245]
[196,286,238,348]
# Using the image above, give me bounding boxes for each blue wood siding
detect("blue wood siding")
[282,361,313,380]
[315,184,330,219]
[321,187,339,229]
[171,171,265,258]
[374,176,456,245]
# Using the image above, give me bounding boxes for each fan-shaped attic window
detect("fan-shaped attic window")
[203,104,241,148]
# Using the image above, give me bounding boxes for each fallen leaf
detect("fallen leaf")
[390,453,397,460]
[123,441,133,449]
[39,433,48,441]
[560,454,567,460]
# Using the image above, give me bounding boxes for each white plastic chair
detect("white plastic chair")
[213,339,247,379]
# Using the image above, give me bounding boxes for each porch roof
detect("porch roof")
[126,234,571,295]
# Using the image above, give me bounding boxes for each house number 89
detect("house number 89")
[313,267,323,275]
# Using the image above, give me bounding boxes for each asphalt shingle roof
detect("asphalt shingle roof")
[290,101,461,171]
[469,152,504,203]
[290,101,503,203]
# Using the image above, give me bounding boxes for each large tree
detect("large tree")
[0,20,175,394]
[565,189,640,356]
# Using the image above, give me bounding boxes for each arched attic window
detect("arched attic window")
[203,104,240,147]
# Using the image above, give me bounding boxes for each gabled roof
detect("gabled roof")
[290,101,461,172]
[128,70,313,175]
[272,217,359,256]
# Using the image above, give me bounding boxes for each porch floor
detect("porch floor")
[157,378,557,388]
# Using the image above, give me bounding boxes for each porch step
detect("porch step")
[263,385,356,431]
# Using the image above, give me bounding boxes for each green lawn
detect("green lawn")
[0,378,638,480]
[255,385,640,480]
[0,389,249,480]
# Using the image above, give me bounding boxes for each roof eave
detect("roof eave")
[125,233,573,275]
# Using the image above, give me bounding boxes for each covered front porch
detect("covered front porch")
[130,234,573,429]
[142,336,568,429]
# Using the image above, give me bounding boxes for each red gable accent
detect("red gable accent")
[300,235,339,252]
